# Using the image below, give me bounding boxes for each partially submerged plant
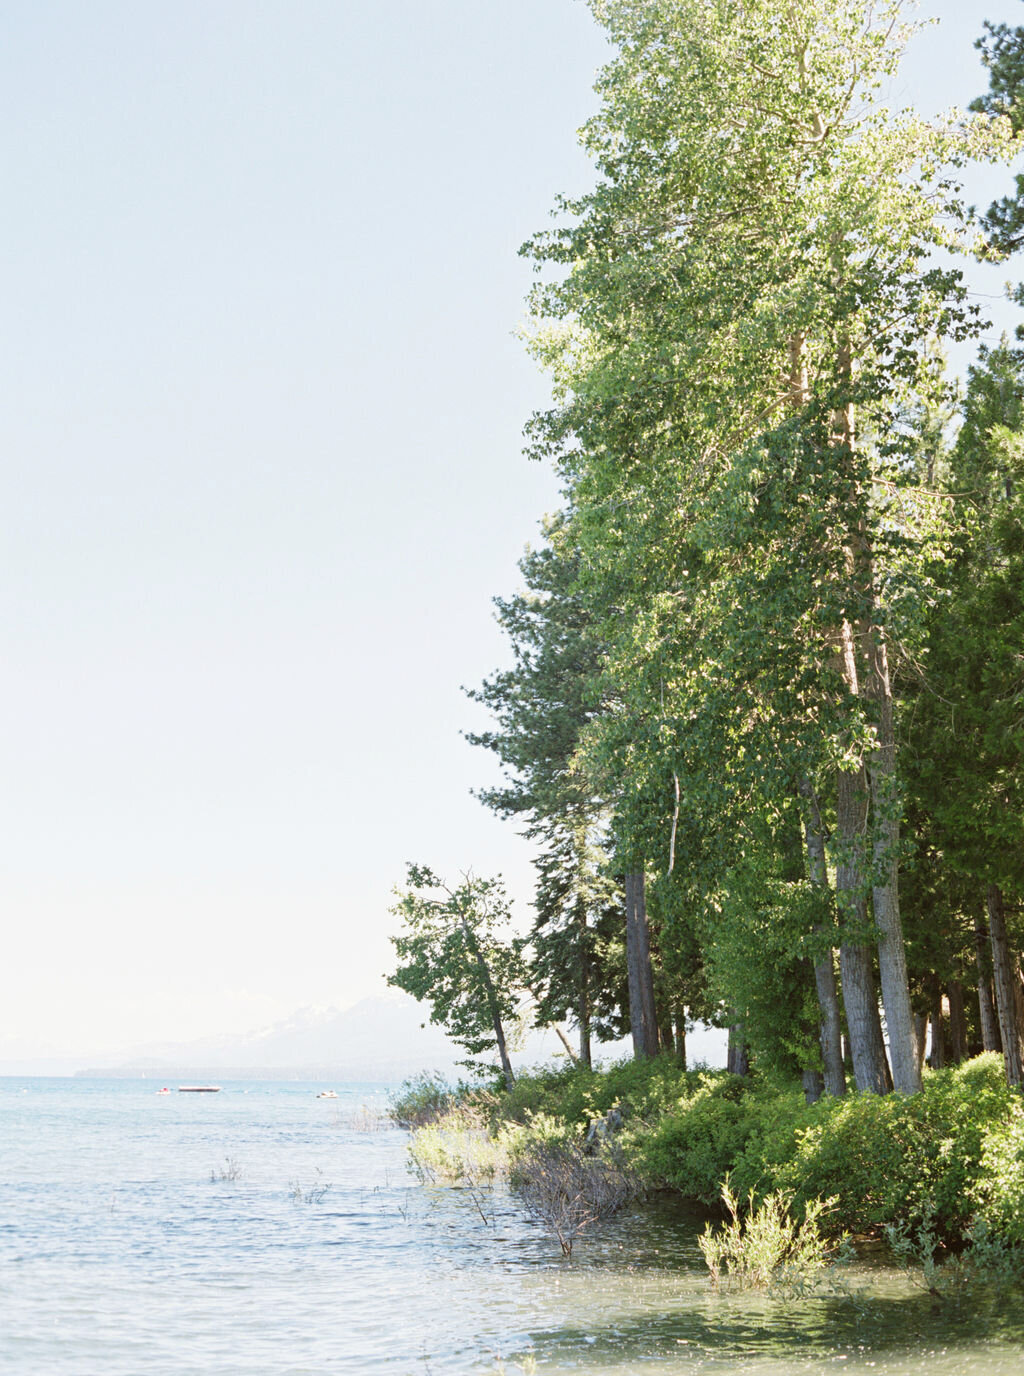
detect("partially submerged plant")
[886,1210,1024,1303]
[210,1156,243,1183]
[407,1101,514,1187]
[389,1072,457,1129]
[510,1138,644,1258]
[699,1180,841,1290]
[289,1168,332,1205]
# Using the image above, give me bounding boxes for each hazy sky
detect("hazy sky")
[3,0,1021,1061]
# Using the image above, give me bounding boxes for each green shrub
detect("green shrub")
[698,1180,842,1289]
[492,1053,701,1132]
[388,1071,458,1127]
[408,1102,522,1184]
[398,1053,1024,1252]
[772,1055,1014,1240]
[638,1075,760,1204]
[974,1097,1024,1243]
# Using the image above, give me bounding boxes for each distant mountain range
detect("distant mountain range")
[76,992,477,1082]
[2,990,726,1081]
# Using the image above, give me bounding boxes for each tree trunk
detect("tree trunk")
[974,912,1002,1053]
[834,762,891,1093]
[634,873,660,1054]
[577,1002,592,1069]
[861,610,921,1094]
[838,941,890,1093]
[987,883,1024,1089]
[802,1069,825,1105]
[948,980,967,1065]
[727,1020,749,1077]
[624,872,659,1058]
[832,356,919,1094]
[800,779,847,1097]
[673,1008,687,1070]
[913,1012,928,1072]
[552,1022,580,1063]
[577,900,592,1069]
[460,917,515,1090]
[927,974,946,1069]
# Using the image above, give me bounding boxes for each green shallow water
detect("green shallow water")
[459,1196,1024,1376]
[1,1079,1020,1375]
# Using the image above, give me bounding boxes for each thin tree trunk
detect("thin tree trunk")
[913,1012,928,1072]
[948,980,967,1065]
[862,608,921,1093]
[577,899,592,1069]
[974,912,1002,1053]
[987,883,1024,1089]
[634,872,659,1054]
[800,779,847,1097]
[927,974,946,1069]
[673,1008,687,1070]
[835,761,891,1093]
[792,335,847,1103]
[727,1020,749,1077]
[625,872,659,1058]
[552,1022,580,1063]
[832,350,919,1093]
[577,1001,592,1069]
[460,918,515,1090]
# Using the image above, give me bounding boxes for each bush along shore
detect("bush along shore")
[391,1055,1024,1288]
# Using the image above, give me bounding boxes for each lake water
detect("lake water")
[2,1077,1022,1375]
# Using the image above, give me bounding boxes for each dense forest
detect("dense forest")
[390,0,1024,1105]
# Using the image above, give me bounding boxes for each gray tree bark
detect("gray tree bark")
[673,1008,687,1070]
[576,899,592,1069]
[727,1020,750,1077]
[913,1011,928,1072]
[835,760,891,1093]
[625,872,659,1058]
[800,780,847,1097]
[862,613,921,1094]
[802,1069,825,1104]
[974,912,1002,1053]
[987,883,1024,1089]
[831,357,919,1093]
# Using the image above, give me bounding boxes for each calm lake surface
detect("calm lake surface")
[1,1077,1021,1375]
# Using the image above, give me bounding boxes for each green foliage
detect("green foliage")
[702,812,830,1076]
[699,1180,841,1289]
[972,16,1024,253]
[904,344,1024,903]
[974,1099,1024,1243]
[467,517,628,1053]
[466,1054,1024,1251]
[456,0,1024,1108]
[502,0,1015,1095]
[491,1052,710,1132]
[388,865,526,1083]
[388,1072,456,1129]
[407,1103,519,1188]
[770,1055,1015,1240]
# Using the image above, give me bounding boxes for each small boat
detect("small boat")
[316,1089,338,1099]
[156,1087,171,1095]
[177,1085,222,1093]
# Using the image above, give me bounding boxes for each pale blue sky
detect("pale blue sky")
[2,0,1021,1061]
